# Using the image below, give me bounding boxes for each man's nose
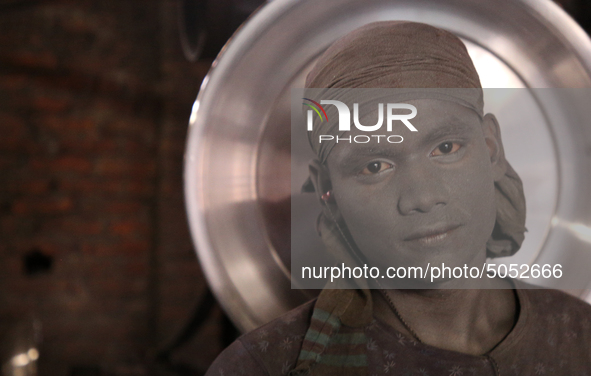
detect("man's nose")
[396,164,448,215]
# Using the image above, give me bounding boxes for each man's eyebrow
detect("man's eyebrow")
[420,121,476,145]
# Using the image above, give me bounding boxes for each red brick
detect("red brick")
[98,156,134,174]
[58,14,99,34]
[32,95,71,112]
[109,220,147,237]
[55,156,94,173]
[121,240,150,255]
[0,157,12,170]
[81,244,117,256]
[0,136,30,152]
[102,118,157,141]
[158,283,198,302]
[39,115,96,133]
[78,198,149,217]
[59,178,122,194]
[95,157,156,178]
[74,220,105,235]
[92,279,146,298]
[66,55,108,76]
[58,178,96,193]
[30,156,93,174]
[59,139,117,153]
[5,179,52,194]
[7,238,59,255]
[119,140,149,153]
[85,259,124,277]
[0,74,27,91]
[126,180,154,196]
[11,196,74,215]
[43,217,103,236]
[0,255,22,277]
[81,243,150,257]
[124,260,148,276]
[57,178,154,197]
[162,262,200,279]
[8,51,58,70]
[0,112,26,134]
[104,201,145,214]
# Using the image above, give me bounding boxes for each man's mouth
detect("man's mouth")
[404,224,461,245]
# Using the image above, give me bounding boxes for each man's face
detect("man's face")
[325,99,499,281]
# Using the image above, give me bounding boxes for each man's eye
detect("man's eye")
[360,161,393,175]
[431,142,461,156]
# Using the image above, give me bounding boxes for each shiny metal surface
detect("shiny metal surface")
[184,0,591,332]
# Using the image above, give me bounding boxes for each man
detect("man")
[205,21,591,376]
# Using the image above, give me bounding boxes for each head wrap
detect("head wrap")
[304,20,484,164]
[290,21,526,376]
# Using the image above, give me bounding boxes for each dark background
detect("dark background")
[0,0,588,375]
[0,1,220,375]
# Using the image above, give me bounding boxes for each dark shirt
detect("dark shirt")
[205,288,591,375]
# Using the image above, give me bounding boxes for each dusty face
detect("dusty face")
[324,99,499,283]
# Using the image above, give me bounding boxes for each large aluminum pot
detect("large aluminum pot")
[184,0,591,332]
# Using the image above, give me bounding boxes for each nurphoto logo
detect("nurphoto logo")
[303,98,418,144]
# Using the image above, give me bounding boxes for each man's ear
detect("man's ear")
[307,159,340,215]
[308,159,332,201]
[482,113,507,181]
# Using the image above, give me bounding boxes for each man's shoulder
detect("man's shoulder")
[512,283,591,367]
[518,282,591,316]
[236,298,315,355]
[517,282,591,335]
[205,299,316,376]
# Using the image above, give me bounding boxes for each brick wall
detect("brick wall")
[0,1,222,375]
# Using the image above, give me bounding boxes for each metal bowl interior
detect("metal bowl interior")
[184,0,591,331]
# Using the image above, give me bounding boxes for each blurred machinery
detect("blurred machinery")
[185,0,591,330]
[177,0,267,61]
[182,0,591,333]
